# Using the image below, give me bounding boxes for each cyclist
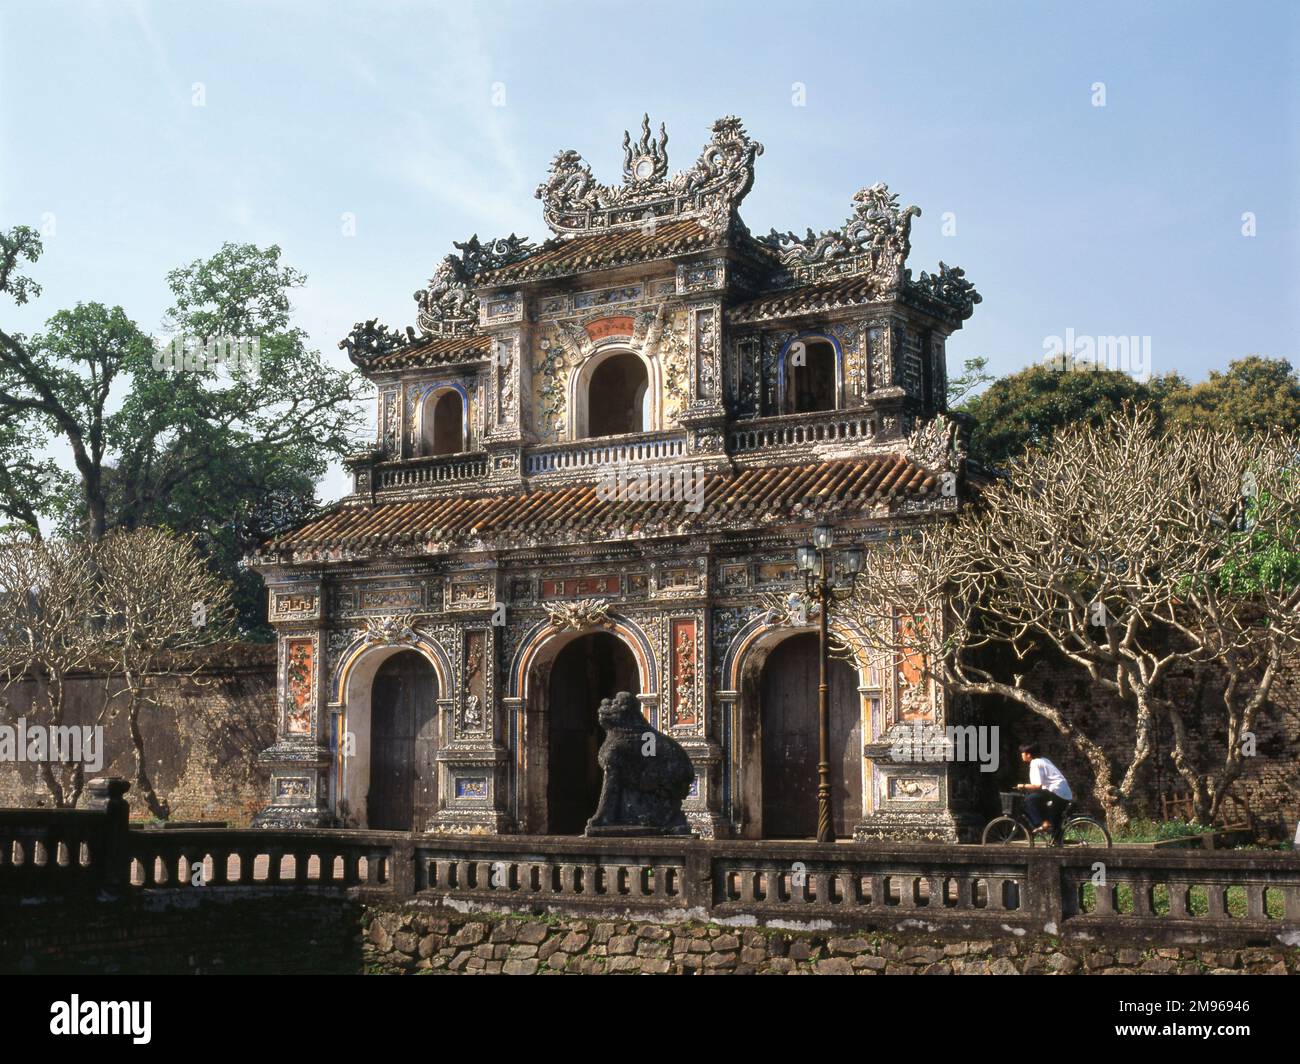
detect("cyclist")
[1015,744,1073,838]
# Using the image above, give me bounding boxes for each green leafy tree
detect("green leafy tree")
[1163,355,1300,437]
[0,230,364,633]
[958,357,1187,467]
[945,355,994,407]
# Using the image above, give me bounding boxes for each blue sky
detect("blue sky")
[4,0,1297,503]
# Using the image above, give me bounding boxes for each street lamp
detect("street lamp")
[796,524,866,843]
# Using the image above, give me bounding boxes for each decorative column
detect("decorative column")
[855,607,983,843]
[676,287,731,472]
[480,290,528,490]
[253,579,336,828]
[653,554,726,838]
[430,569,512,833]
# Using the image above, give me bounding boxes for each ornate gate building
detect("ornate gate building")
[248,115,983,841]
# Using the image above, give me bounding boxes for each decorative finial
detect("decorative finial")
[623,113,669,183]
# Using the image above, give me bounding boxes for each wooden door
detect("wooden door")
[369,652,437,831]
[547,633,638,834]
[760,633,862,837]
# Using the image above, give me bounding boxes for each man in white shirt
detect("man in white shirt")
[1015,744,1073,837]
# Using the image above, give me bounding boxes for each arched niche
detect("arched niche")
[415,383,470,455]
[568,346,660,440]
[777,334,842,414]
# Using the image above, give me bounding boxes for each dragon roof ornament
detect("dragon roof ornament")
[338,318,424,366]
[414,233,537,335]
[340,232,536,367]
[758,182,921,292]
[757,182,981,318]
[536,114,764,237]
[909,261,982,319]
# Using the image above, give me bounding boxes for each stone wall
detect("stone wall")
[6,894,1294,975]
[0,644,276,825]
[361,907,1295,976]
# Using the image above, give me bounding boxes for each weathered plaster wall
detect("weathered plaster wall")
[0,645,276,825]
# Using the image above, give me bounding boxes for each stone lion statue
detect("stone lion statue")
[585,691,694,836]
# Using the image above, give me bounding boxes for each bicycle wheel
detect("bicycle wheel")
[982,816,1034,845]
[1059,816,1111,847]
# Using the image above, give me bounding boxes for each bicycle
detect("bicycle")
[981,791,1111,847]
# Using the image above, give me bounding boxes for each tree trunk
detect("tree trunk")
[944,670,1134,835]
[128,694,170,821]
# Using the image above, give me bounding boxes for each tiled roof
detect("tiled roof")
[728,275,885,325]
[368,333,490,370]
[474,219,721,286]
[259,454,936,559]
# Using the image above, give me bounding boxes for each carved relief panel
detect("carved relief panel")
[282,634,318,738]
[689,303,721,406]
[729,334,761,417]
[668,616,704,733]
[460,628,491,736]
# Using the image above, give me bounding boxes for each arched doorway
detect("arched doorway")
[368,650,439,831]
[759,632,861,838]
[546,632,639,834]
[585,352,648,437]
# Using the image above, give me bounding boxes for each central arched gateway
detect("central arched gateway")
[513,623,650,835]
[546,632,638,834]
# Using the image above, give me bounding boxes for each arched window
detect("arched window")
[585,352,649,438]
[784,339,837,414]
[422,389,465,455]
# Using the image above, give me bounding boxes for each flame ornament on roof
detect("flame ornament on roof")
[536,114,764,236]
[623,114,669,185]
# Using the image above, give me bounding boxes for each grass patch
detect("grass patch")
[1113,818,1212,843]
[1078,881,1283,919]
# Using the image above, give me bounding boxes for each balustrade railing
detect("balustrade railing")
[375,454,488,490]
[5,783,1299,943]
[728,412,875,455]
[524,433,686,475]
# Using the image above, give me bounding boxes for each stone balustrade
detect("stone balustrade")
[375,453,489,490]
[523,432,687,476]
[4,781,1299,945]
[727,411,875,455]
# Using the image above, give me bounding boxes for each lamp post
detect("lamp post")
[795,525,864,843]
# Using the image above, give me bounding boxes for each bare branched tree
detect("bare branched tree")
[95,528,235,819]
[0,535,101,806]
[0,529,234,813]
[843,410,1300,832]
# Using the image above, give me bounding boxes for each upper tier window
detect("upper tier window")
[422,388,465,455]
[784,338,837,414]
[585,351,649,438]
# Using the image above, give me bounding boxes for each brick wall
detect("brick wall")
[0,644,276,825]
